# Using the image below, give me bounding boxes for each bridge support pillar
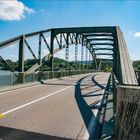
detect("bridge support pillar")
[115,85,140,140]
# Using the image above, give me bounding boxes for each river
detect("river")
[0,70,13,86]
[0,70,11,75]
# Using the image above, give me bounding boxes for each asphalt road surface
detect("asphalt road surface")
[0,72,110,140]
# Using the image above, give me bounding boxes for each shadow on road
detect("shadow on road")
[74,75,106,139]
[0,125,73,140]
[91,75,106,90]
[0,74,110,140]
[75,76,94,131]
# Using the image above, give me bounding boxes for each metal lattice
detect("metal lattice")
[0,26,138,85]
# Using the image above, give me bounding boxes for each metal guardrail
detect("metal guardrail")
[0,70,94,87]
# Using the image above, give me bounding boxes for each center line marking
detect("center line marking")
[1,86,73,116]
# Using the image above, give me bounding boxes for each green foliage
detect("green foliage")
[104,65,112,72]
[97,60,112,71]
[0,57,116,72]
[0,59,17,71]
[133,60,140,70]
[102,64,112,71]
[0,57,97,71]
[2,58,139,72]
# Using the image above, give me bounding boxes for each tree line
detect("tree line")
[5,57,140,72]
[133,60,140,70]
[0,57,97,71]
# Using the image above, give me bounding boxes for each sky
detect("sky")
[0,0,140,61]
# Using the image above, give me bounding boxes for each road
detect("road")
[0,72,110,140]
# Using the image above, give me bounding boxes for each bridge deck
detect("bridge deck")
[0,72,109,140]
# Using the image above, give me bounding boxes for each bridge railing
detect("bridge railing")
[0,70,96,87]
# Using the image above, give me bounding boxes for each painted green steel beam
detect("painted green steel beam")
[24,39,38,60]
[97,58,113,61]
[83,36,97,62]
[83,33,113,37]
[91,43,113,45]
[87,38,114,41]
[25,29,51,38]
[0,27,115,50]
[40,26,115,35]
[94,48,113,50]
[0,35,21,49]
[95,53,113,55]
[38,34,42,64]
[18,36,25,72]
[50,31,54,71]
[53,26,115,35]
[41,33,50,51]
[0,56,15,72]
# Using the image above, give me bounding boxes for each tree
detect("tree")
[133,60,140,70]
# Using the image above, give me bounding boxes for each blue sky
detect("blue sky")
[0,0,140,61]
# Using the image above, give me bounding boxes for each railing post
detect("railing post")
[32,73,34,82]
[10,73,13,85]
[112,72,117,114]
[38,71,42,81]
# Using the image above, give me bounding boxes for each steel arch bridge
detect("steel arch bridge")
[0,26,140,140]
[0,26,138,85]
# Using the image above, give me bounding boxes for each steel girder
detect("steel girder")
[114,27,138,85]
[0,26,138,85]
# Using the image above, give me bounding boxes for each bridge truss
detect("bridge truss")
[0,26,138,85]
[0,26,139,140]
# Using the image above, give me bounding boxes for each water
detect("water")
[0,70,11,86]
[0,70,36,86]
[0,70,11,75]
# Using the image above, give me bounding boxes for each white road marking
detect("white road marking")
[1,86,73,115]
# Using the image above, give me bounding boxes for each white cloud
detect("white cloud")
[24,6,34,14]
[0,0,34,21]
[133,32,140,38]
